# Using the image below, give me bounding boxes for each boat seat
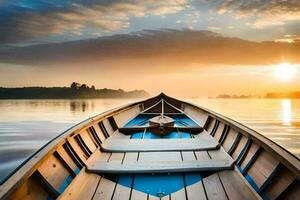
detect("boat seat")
[87,148,234,174]
[101,132,219,152]
[87,159,234,174]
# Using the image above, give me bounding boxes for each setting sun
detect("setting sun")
[275,63,297,81]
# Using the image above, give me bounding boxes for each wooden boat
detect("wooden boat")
[0,93,299,200]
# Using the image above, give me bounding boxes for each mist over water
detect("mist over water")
[0,98,300,182]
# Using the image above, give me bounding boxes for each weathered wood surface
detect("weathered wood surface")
[203,173,228,200]
[222,128,239,152]
[139,152,181,162]
[131,189,147,200]
[58,170,100,200]
[112,183,132,200]
[186,181,207,200]
[218,170,259,200]
[92,177,116,200]
[231,135,248,160]
[183,104,208,127]
[87,160,234,174]
[264,166,295,199]
[170,188,186,200]
[101,134,218,152]
[247,150,279,188]
[113,104,141,127]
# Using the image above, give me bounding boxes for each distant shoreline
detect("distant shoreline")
[215,91,300,99]
[0,82,149,99]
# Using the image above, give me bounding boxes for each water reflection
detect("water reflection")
[70,101,89,112]
[282,99,292,126]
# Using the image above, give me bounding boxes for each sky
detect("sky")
[0,0,300,97]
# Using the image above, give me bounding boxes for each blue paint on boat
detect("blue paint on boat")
[131,131,144,139]
[143,131,161,139]
[139,130,191,139]
[180,131,192,138]
[185,173,202,185]
[170,115,199,127]
[117,173,203,197]
[124,115,154,127]
[125,114,198,128]
[245,174,259,192]
[57,175,73,194]
[118,174,133,186]
[74,167,80,175]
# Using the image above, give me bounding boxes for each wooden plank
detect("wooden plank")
[38,155,70,191]
[231,135,248,160]
[183,104,208,126]
[161,195,170,200]
[208,148,231,161]
[93,176,117,200]
[247,150,280,188]
[113,105,141,127]
[87,159,234,174]
[202,173,228,200]
[68,137,89,164]
[186,181,207,200]
[9,176,49,200]
[222,128,238,152]
[131,189,147,200]
[240,142,260,170]
[56,146,79,172]
[80,130,97,153]
[264,166,295,199]
[123,152,139,162]
[139,152,182,162]
[92,124,106,142]
[112,130,130,139]
[58,170,100,200]
[148,194,160,200]
[194,151,211,161]
[112,183,132,200]
[103,119,115,136]
[109,153,125,163]
[218,170,259,200]
[206,118,216,134]
[170,188,186,200]
[211,121,219,136]
[113,152,137,199]
[101,138,218,152]
[181,151,196,161]
[213,123,225,142]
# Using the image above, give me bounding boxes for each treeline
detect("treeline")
[0,82,149,99]
[216,94,260,99]
[216,91,300,99]
[265,91,300,99]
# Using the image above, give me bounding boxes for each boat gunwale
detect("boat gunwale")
[0,93,299,198]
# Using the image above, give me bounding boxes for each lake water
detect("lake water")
[0,98,299,182]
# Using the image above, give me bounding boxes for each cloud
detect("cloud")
[216,0,300,28]
[0,0,187,44]
[1,29,300,66]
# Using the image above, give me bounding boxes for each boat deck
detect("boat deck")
[58,150,258,200]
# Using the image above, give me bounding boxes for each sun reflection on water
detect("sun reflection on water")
[282,99,292,126]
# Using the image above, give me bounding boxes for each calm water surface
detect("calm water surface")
[0,98,299,181]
